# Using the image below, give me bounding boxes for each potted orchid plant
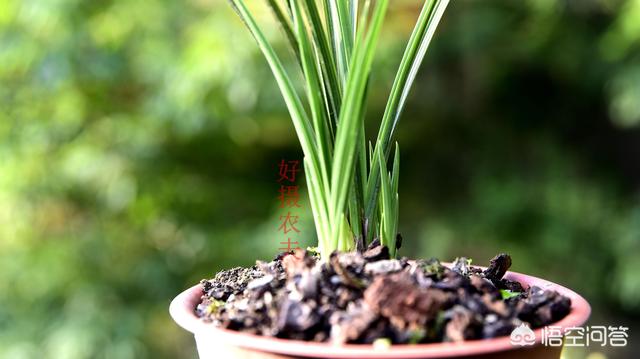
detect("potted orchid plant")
[170,0,590,358]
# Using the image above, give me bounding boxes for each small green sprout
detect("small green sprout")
[205,299,225,315]
[499,289,521,300]
[422,258,445,279]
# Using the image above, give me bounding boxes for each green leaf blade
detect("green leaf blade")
[330,0,389,248]
[364,0,450,239]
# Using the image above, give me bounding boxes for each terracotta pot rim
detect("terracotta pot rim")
[169,265,591,358]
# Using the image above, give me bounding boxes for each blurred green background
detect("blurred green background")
[1,0,639,358]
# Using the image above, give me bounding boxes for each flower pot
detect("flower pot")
[170,267,590,358]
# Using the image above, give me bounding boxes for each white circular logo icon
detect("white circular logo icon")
[510,323,536,346]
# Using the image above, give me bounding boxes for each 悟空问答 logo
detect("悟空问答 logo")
[510,323,536,346]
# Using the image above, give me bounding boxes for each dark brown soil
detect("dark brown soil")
[196,245,571,344]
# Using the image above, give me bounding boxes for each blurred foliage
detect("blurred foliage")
[1,0,639,358]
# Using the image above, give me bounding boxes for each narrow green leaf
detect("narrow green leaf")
[228,0,316,168]
[350,0,359,38]
[348,81,369,251]
[304,158,332,258]
[377,149,396,256]
[229,0,331,252]
[330,0,389,249]
[391,142,399,194]
[265,0,299,59]
[383,0,450,147]
[357,79,370,193]
[365,140,375,239]
[327,0,354,88]
[337,213,353,252]
[364,0,450,239]
[291,0,332,192]
[348,190,362,242]
[391,143,400,256]
[303,0,342,128]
